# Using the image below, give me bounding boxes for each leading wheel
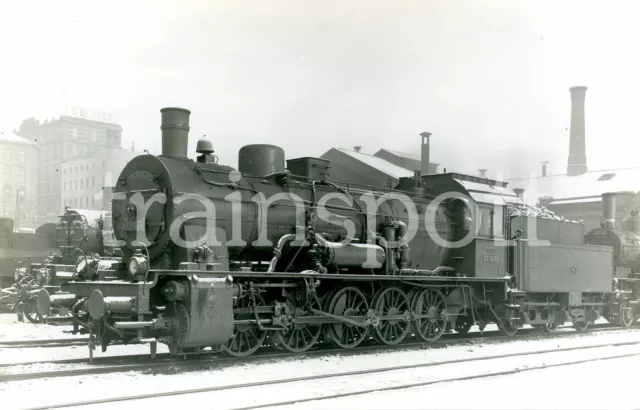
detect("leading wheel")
[270,294,322,353]
[325,286,369,349]
[223,292,268,357]
[412,289,448,342]
[371,287,411,345]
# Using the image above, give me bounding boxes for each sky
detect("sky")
[1,0,639,180]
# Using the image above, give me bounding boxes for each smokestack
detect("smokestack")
[478,169,487,178]
[567,86,588,176]
[602,192,616,229]
[160,107,191,158]
[420,132,431,175]
[541,161,548,177]
[353,146,361,153]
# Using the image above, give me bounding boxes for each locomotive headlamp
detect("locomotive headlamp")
[128,249,149,282]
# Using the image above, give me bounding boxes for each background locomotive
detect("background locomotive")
[35,107,640,360]
[1,208,122,321]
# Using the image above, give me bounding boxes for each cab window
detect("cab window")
[477,203,505,238]
[478,205,492,237]
[493,205,504,237]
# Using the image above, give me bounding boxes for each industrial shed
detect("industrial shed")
[319,148,414,188]
[508,167,640,232]
[373,148,439,174]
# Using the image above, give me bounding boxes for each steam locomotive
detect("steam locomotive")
[1,208,121,321]
[35,107,640,359]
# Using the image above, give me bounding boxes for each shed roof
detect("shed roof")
[507,167,640,205]
[334,148,414,179]
[376,148,420,161]
[0,131,38,146]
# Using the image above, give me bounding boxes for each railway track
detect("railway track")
[0,323,634,383]
[0,337,88,348]
[17,336,640,410]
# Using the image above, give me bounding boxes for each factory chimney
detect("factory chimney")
[160,107,191,158]
[478,169,487,178]
[602,192,617,229]
[567,86,588,176]
[420,132,431,175]
[541,161,548,177]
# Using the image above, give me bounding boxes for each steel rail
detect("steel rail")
[0,322,626,370]
[0,328,633,387]
[0,337,88,347]
[19,338,640,410]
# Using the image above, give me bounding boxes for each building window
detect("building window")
[92,197,95,207]
[19,151,25,162]
[17,187,25,205]
[17,167,25,183]
[102,160,106,168]
[80,180,83,189]
[75,180,78,190]
[92,162,95,169]
[3,150,10,161]
[86,177,89,188]
[2,185,10,202]
[3,165,9,181]
[92,176,95,187]
[81,165,84,171]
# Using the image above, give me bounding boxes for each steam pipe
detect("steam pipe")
[267,234,297,272]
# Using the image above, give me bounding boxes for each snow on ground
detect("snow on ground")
[4,339,640,410]
[274,355,640,410]
[0,313,80,341]
[2,324,640,410]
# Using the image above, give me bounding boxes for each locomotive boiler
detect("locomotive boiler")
[110,107,453,275]
[36,107,522,360]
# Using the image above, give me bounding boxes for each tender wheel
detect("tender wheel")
[412,289,448,342]
[620,302,635,328]
[325,286,369,349]
[270,294,322,353]
[495,304,518,336]
[454,313,473,335]
[572,320,589,332]
[534,323,557,333]
[371,287,411,345]
[223,292,268,357]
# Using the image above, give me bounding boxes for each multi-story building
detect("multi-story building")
[15,107,122,223]
[0,131,39,228]
[60,148,140,211]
